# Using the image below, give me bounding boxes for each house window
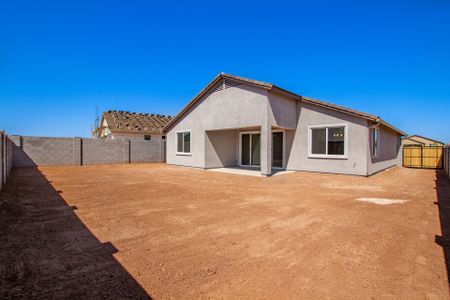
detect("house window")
[371,128,379,157]
[144,135,151,140]
[177,131,191,154]
[309,125,346,158]
[162,135,166,140]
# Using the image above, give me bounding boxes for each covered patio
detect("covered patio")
[205,126,292,175]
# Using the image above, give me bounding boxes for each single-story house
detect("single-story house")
[93,110,173,140]
[163,73,406,176]
[402,135,445,147]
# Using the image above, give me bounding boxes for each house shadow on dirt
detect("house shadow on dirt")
[435,170,450,287]
[0,167,152,299]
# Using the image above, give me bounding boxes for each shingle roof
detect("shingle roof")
[300,96,378,120]
[102,110,173,134]
[163,73,406,136]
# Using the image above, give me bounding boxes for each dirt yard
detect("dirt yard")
[1,164,449,299]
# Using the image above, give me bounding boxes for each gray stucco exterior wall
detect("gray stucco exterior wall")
[268,92,298,130]
[367,125,402,175]
[286,103,369,176]
[166,81,402,176]
[205,130,238,168]
[166,84,269,169]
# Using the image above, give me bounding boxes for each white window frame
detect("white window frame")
[272,129,286,169]
[371,128,380,158]
[238,131,261,167]
[308,124,348,159]
[237,130,286,169]
[176,130,191,156]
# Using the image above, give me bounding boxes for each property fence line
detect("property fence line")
[444,145,450,182]
[10,135,166,168]
[403,145,444,169]
[0,131,14,191]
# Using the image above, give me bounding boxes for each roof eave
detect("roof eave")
[377,119,406,136]
[300,97,377,121]
[408,135,445,145]
[299,97,405,136]
[404,138,425,144]
[163,74,222,132]
[163,73,406,137]
[270,86,301,100]
[107,122,165,135]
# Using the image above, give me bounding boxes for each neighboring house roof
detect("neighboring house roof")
[402,137,425,145]
[97,111,173,135]
[406,135,445,145]
[163,73,406,136]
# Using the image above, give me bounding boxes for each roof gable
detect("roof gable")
[407,135,445,145]
[163,73,406,136]
[403,137,425,144]
[163,73,274,131]
[209,77,246,94]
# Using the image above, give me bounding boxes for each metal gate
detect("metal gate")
[403,145,443,169]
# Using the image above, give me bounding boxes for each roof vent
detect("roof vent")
[211,81,223,93]
[224,79,241,89]
[210,79,242,94]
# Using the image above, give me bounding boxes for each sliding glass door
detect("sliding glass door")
[240,133,260,166]
[272,131,283,168]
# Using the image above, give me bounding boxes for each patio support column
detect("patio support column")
[260,123,272,176]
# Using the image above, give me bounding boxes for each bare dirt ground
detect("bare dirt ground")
[0,164,449,299]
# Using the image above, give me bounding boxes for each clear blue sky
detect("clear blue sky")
[1,0,449,142]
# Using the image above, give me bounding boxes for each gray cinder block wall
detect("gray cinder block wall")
[1,133,3,189]
[10,136,76,167]
[1,131,14,191]
[130,139,165,163]
[445,146,450,182]
[82,138,130,165]
[10,135,166,168]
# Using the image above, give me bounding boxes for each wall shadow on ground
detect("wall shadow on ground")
[0,167,152,299]
[435,169,450,287]
[11,139,38,168]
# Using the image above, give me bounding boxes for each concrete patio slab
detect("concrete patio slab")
[207,167,295,177]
